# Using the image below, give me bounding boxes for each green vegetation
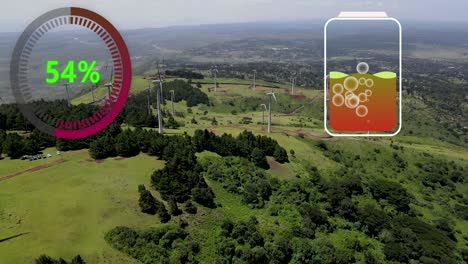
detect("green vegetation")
[0,77,467,264]
[105,226,199,263]
[35,254,84,264]
[165,69,204,79]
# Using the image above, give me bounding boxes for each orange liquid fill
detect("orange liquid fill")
[329,73,397,132]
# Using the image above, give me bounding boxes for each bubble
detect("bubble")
[356,105,368,117]
[345,94,360,109]
[345,91,354,98]
[359,78,366,85]
[332,83,344,94]
[356,62,369,74]
[365,79,374,87]
[343,76,359,92]
[365,89,372,97]
[332,94,344,107]
[358,92,367,102]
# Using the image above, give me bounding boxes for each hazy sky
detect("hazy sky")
[1,0,468,32]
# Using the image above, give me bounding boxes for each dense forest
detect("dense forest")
[165,69,204,80]
[96,128,466,263]
[103,131,467,263]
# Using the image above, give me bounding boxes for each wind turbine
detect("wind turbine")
[157,60,164,101]
[146,79,152,115]
[260,104,267,125]
[266,92,277,133]
[211,67,218,92]
[90,84,96,103]
[291,76,296,95]
[252,70,257,90]
[169,90,175,116]
[104,64,114,100]
[64,83,71,107]
[153,64,164,134]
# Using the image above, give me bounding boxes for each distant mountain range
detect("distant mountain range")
[1,20,468,102]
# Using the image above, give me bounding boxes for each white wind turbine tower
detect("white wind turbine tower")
[169,90,175,116]
[266,92,277,133]
[260,104,267,125]
[146,79,152,115]
[211,67,219,92]
[104,65,114,100]
[291,74,296,95]
[90,83,96,104]
[252,70,257,90]
[64,83,71,107]
[153,64,164,134]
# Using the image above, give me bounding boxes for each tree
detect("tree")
[291,239,315,263]
[166,115,180,129]
[138,185,158,215]
[243,182,260,206]
[251,148,269,169]
[159,206,171,223]
[192,186,216,208]
[299,203,329,230]
[168,196,182,216]
[0,130,4,159]
[3,133,24,159]
[266,237,293,264]
[89,136,116,160]
[115,130,140,157]
[311,237,336,264]
[183,201,197,214]
[273,145,289,163]
[35,254,84,264]
[384,215,456,263]
[357,204,389,236]
[35,255,55,264]
[70,255,85,264]
[23,137,41,155]
[369,178,412,212]
[290,149,296,158]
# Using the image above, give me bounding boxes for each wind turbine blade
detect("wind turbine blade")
[272,93,277,102]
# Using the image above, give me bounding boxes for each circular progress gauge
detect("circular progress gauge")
[10,7,132,139]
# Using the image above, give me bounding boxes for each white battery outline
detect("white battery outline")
[323,11,402,137]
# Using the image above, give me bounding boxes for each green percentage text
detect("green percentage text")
[45,60,100,84]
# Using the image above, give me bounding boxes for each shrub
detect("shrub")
[138,185,158,215]
[368,178,412,212]
[168,196,182,216]
[183,201,197,214]
[273,145,289,163]
[192,187,216,208]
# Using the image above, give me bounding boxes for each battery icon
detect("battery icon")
[324,12,402,136]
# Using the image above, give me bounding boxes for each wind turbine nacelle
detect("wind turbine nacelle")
[267,93,277,102]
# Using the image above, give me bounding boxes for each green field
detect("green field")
[0,150,165,263]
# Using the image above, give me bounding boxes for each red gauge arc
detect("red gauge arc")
[10,7,132,139]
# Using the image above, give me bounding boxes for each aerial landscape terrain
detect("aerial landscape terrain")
[0,18,467,264]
